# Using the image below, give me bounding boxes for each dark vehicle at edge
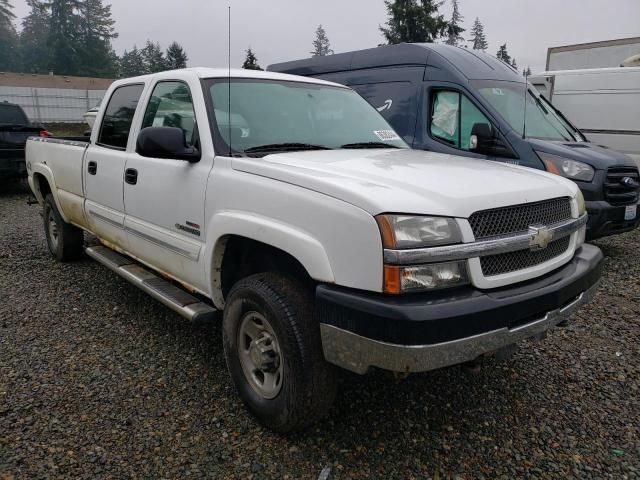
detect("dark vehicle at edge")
[0,101,49,180]
[269,43,640,240]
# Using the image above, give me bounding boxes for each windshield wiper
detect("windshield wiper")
[340,142,400,149]
[243,143,332,155]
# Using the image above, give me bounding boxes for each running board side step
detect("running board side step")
[85,245,217,322]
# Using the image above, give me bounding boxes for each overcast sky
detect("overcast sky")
[9,0,640,73]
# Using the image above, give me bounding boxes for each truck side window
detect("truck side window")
[430,90,492,151]
[141,81,198,147]
[97,84,144,150]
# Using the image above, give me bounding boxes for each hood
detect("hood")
[527,139,637,170]
[232,149,578,218]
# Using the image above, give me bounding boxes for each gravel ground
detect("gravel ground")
[1,183,638,479]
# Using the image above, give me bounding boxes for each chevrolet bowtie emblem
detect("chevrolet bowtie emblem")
[529,225,553,250]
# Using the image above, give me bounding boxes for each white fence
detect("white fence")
[0,86,106,123]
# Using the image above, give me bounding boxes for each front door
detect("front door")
[123,80,213,291]
[84,83,145,250]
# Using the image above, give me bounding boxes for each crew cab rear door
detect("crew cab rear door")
[84,83,145,248]
[122,78,213,290]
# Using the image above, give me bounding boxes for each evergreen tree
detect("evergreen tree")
[496,43,511,65]
[511,57,517,69]
[241,47,262,70]
[522,66,532,77]
[380,0,448,44]
[310,24,333,56]
[76,0,117,78]
[444,0,464,46]
[47,0,82,75]
[468,17,487,51]
[165,41,188,69]
[118,46,145,77]
[142,40,166,73]
[0,0,19,71]
[19,0,50,73]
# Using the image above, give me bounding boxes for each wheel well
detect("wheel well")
[33,173,51,200]
[220,236,313,299]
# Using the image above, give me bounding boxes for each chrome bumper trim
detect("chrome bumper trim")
[319,281,598,375]
[383,214,588,265]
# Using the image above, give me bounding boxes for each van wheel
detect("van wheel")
[222,272,337,432]
[44,194,83,262]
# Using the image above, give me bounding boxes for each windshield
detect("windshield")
[473,80,584,142]
[0,104,28,125]
[204,79,408,156]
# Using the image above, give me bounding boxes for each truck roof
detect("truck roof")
[111,67,345,89]
[268,43,524,83]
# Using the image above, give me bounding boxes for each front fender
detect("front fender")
[203,210,335,308]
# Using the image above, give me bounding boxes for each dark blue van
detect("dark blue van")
[269,43,640,240]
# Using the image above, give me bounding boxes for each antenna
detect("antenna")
[228,5,232,156]
[522,71,528,140]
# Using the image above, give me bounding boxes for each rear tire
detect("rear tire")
[44,194,83,262]
[222,272,337,433]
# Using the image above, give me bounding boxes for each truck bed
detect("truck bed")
[26,137,89,227]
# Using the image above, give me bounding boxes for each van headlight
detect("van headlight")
[375,214,461,249]
[536,151,595,182]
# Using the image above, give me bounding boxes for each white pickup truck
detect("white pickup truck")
[26,68,603,432]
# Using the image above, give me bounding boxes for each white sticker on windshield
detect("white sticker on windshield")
[492,88,504,96]
[373,130,401,141]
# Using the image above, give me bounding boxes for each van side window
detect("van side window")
[430,90,492,150]
[97,84,144,150]
[142,81,198,147]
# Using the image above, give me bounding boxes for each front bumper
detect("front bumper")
[586,200,639,240]
[317,244,603,374]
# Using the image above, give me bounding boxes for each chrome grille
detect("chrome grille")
[604,167,639,206]
[469,197,572,240]
[480,236,571,277]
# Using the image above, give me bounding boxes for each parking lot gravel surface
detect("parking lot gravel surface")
[1,183,638,479]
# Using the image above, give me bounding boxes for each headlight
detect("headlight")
[575,190,586,216]
[536,151,595,182]
[376,214,461,249]
[384,262,469,294]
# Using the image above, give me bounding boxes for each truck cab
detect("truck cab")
[269,43,640,240]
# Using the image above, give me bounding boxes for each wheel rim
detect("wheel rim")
[237,311,284,399]
[47,209,59,251]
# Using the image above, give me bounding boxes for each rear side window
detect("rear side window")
[0,104,28,125]
[98,84,144,150]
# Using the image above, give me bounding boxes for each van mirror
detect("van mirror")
[469,123,495,153]
[137,127,200,162]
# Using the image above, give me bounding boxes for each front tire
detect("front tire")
[43,194,83,262]
[222,273,337,432]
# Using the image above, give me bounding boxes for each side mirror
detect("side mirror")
[137,127,200,162]
[469,123,495,153]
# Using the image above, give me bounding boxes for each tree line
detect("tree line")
[0,0,189,78]
[1,0,532,79]
[243,0,531,77]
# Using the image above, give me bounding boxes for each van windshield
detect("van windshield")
[204,78,408,156]
[473,80,585,142]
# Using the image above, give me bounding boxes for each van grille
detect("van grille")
[604,167,639,206]
[480,236,571,277]
[469,197,572,240]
